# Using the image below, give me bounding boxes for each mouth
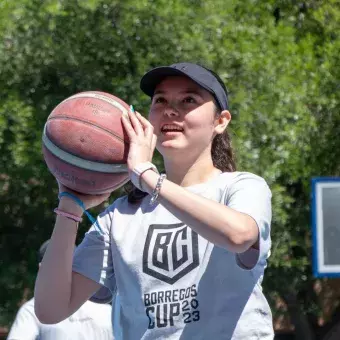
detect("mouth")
[160,124,184,134]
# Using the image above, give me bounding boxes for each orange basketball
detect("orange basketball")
[42,91,130,194]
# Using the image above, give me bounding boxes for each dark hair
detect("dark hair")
[206,67,236,173]
[125,182,149,204]
[126,66,236,203]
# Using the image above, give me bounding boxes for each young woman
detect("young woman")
[35,62,274,339]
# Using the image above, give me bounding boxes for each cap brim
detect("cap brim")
[140,67,191,97]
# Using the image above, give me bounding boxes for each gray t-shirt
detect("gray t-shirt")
[73,171,274,340]
[7,298,114,340]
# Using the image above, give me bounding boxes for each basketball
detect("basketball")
[42,91,130,194]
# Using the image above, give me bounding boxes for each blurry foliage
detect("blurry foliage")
[0,0,339,336]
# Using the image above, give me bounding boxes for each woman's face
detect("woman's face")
[148,76,220,157]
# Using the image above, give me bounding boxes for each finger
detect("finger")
[57,181,72,194]
[135,111,150,127]
[121,114,137,139]
[135,111,154,139]
[150,133,157,160]
[128,105,144,135]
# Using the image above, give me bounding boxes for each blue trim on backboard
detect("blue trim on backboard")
[311,177,340,278]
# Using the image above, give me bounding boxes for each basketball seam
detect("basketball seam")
[47,116,128,145]
[42,126,128,174]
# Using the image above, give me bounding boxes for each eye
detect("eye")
[183,96,196,104]
[154,96,166,104]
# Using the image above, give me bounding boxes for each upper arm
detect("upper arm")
[68,272,102,315]
[72,206,117,305]
[34,272,102,325]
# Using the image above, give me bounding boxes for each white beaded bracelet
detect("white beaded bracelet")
[150,174,167,205]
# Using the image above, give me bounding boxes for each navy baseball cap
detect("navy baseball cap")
[140,62,229,110]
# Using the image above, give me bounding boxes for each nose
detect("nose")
[164,102,179,117]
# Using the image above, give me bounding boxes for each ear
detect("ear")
[214,110,231,134]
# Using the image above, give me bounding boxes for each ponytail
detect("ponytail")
[211,128,236,172]
[207,65,236,173]
[124,182,148,204]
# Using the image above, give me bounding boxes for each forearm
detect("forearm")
[142,171,258,252]
[34,199,82,323]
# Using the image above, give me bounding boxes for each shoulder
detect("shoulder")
[219,171,271,191]
[215,172,272,205]
[97,195,131,220]
[18,298,35,314]
[220,171,268,184]
[95,195,143,230]
[107,194,146,215]
[13,298,39,323]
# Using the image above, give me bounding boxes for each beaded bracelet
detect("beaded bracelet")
[150,174,167,206]
[54,208,83,223]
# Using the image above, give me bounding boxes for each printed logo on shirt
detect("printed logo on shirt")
[143,223,199,284]
[144,284,200,329]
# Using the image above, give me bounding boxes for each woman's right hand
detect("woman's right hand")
[57,182,111,214]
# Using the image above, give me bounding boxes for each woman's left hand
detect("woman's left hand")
[121,106,157,175]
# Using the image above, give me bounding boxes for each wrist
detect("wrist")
[131,162,159,191]
[58,197,84,217]
[140,169,160,195]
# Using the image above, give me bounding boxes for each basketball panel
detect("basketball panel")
[46,118,128,163]
[43,146,129,194]
[49,92,129,144]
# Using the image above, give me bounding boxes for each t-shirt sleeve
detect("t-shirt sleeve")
[72,206,116,303]
[224,172,272,270]
[7,300,40,340]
